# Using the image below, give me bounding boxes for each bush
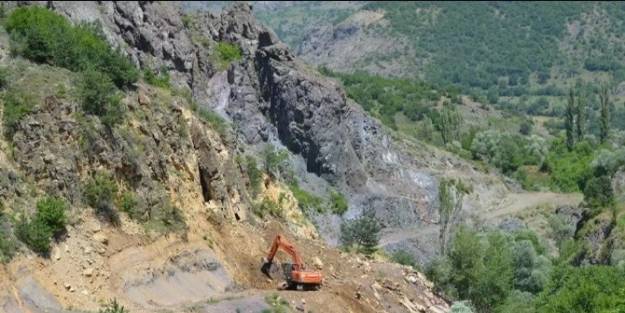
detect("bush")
[244,156,263,196]
[451,302,475,313]
[535,266,625,313]
[79,68,124,126]
[329,190,348,215]
[289,183,324,214]
[197,108,228,135]
[263,145,291,181]
[83,172,119,223]
[340,209,381,255]
[99,299,128,313]
[143,67,170,89]
[253,197,283,218]
[0,67,9,89]
[391,250,417,268]
[6,7,138,87]
[15,196,67,255]
[215,42,242,70]
[0,211,16,263]
[118,191,139,219]
[2,89,34,139]
[471,130,525,174]
[582,175,614,209]
[35,197,68,234]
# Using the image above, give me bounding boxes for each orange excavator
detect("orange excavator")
[261,234,323,290]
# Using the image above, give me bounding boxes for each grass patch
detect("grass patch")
[329,190,348,215]
[196,107,228,136]
[253,197,283,218]
[263,293,290,313]
[289,183,324,214]
[143,67,170,89]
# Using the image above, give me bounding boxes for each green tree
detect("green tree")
[598,84,610,143]
[437,105,463,145]
[565,88,575,150]
[447,226,485,302]
[340,209,381,255]
[535,266,625,313]
[582,175,614,210]
[575,90,586,140]
[439,179,471,253]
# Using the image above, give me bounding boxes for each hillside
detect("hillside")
[1,2,624,313]
[254,2,625,92]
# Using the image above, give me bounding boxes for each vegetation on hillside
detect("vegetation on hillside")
[6,6,138,87]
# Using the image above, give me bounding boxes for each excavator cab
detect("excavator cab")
[261,234,323,290]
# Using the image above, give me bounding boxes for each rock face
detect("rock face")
[21,1,507,262]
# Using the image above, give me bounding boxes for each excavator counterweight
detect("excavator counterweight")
[261,234,323,290]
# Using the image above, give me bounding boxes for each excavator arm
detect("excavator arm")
[262,235,304,276]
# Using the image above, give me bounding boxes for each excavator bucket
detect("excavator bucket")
[261,257,275,279]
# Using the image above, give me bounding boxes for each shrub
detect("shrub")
[0,67,9,89]
[118,191,139,219]
[197,108,228,136]
[15,196,67,255]
[78,68,124,127]
[99,299,128,313]
[215,42,242,70]
[535,266,625,313]
[143,67,170,89]
[0,212,16,263]
[391,250,417,268]
[289,183,324,214]
[451,302,475,313]
[2,89,34,139]
[6,7,138,87]
[15,217,52,255]
[340,209,381,255]
[471,130,524,174]
[245,156,263,196]
[329,190,348,215]
[253,197,283,218]
[263,293,290,313]
[83,171,119,223]
[582,175,614,210]
[263,145,291,180]
[35,197,68,235]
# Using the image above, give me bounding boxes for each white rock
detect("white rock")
[52,248,61,261]
[83,268,94,277]
[93,232,108,245]
[312,257,324,270]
